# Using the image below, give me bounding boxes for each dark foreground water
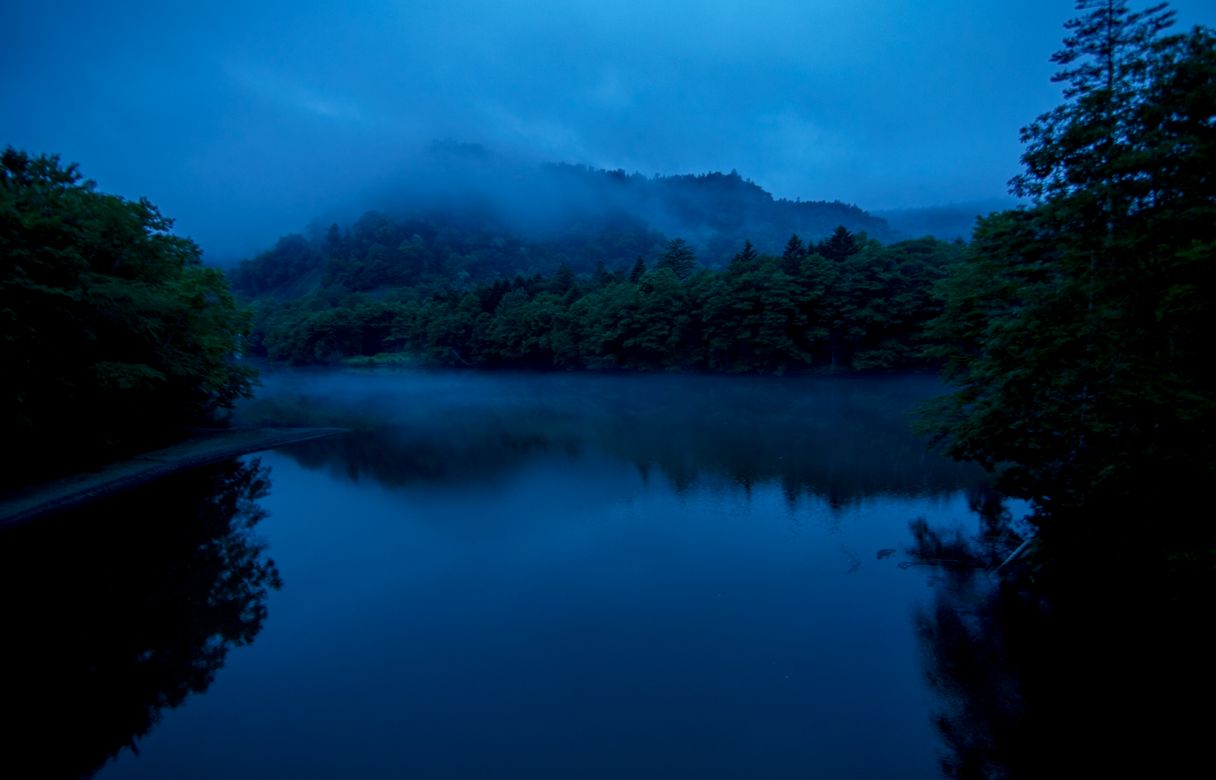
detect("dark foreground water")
[3,371,1022,778]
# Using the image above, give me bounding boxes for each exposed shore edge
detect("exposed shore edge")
[0,427,348,529]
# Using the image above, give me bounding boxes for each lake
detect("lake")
[1,370,1016,778]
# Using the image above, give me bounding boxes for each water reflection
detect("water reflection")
[0,460,280,779]
[912,506,1215,778]
[74,370,1002,778]
[237,369,986,507]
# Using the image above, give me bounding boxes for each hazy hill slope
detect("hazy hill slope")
[230,154,894,298]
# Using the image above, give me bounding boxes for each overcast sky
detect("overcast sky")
[4,1,1214,261]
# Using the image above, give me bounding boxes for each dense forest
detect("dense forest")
[229,172,965,372]
[921,2,1215,582]
[0,148,256,487]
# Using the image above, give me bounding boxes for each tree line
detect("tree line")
[234,226,964,373]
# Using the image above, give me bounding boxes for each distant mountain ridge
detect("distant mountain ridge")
[230,149,905,297]
[534,163,898,256]
[343,142,900,257]
[402,141,899,254]
[876,198,1018,243]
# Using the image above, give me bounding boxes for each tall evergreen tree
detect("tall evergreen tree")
[629,255,647,283]
[729,240,761,272]
[923,2,1215,544]
[656,238,697,280]
[818,226,860,261]
[1012,0,1176,205]
[781,234,806,275]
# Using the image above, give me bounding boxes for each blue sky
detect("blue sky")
[4,1,1214,260]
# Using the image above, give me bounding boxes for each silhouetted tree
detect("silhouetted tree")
[817,226,861,261]
[923,2,1215,547]
[656,238,697,280]
[781,234,806,274]
[0,148,256,487]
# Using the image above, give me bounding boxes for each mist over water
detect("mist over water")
[236,369,987,504]
[21,368,1003,779]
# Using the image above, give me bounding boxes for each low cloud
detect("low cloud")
[3,0,1213,260]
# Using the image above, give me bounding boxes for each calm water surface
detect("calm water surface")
[4,370,1012,778]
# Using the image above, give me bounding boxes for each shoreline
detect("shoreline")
[0,427,347,529]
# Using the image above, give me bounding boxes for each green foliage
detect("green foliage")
[656,237,698,280]
[224,163,957,377]
[1,148,256,485]
[240,225,962,375]
[817,225,863,261]
[629,256,647,283]
[923,3,1216,541]
[227,234,323,296]
[701,248,807,373]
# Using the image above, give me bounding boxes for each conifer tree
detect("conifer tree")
[629,256,647,283]
[818,226,860,261]
[781,234,806,274]
[729,240,760,272]
[923,2,1215,536]
[656,238,697,280]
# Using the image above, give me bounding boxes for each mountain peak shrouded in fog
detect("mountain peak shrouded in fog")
[294,148,896,269]
[4,1,1215,260]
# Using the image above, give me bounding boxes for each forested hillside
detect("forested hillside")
[229,161,958,373]
[231,157,899,292]
[232,226,962,372]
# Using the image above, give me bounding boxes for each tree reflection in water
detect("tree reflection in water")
[0,459,280,779]
[239,372,987,508]
[912,496,1215,779]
